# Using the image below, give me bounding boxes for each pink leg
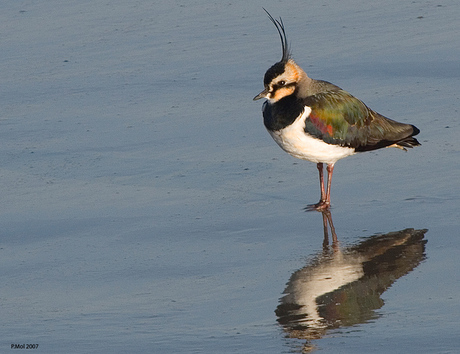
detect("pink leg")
[317,163,326,202]
[306,163,334,211]
[325,163,335,206]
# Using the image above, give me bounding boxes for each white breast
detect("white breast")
[268,107,355,164]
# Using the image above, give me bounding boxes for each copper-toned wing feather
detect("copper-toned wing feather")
[304,90,420,151]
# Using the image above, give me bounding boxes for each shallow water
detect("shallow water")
[1,1,459,353]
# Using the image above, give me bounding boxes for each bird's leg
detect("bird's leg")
[305,163,335,211]
[305,163,330,211]
[324,163,335,207]
[317,162,326,203]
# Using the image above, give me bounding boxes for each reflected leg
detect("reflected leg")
[321,210,338,247]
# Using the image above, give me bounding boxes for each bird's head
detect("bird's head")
[254,10,309,103]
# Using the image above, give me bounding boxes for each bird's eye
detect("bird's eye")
[278,80,286,86]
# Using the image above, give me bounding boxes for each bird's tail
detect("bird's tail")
[392,125,421,150]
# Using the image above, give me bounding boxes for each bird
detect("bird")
[254,10,421,211]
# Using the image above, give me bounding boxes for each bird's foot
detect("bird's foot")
[304,200,330,212]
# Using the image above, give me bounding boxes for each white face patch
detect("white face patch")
[266,60,302,102]
[268,107,356,164]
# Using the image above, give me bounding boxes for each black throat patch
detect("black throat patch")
[263,94,305,131]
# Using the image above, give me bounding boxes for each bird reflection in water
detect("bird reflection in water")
[276,211,427,352]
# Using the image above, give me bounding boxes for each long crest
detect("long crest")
[263,8,290,63]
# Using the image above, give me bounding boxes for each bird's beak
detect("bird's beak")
[253,89,268,101]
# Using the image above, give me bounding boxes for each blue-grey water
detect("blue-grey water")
[1,1,459,353]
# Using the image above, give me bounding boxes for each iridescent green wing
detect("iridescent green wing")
[304,90,413,149]
[303,90,372,147]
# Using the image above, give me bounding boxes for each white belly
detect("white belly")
[268,107,355,164]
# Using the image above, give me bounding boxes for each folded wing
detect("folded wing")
[304,90,420,151]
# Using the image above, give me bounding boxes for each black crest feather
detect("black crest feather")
[263,8,290,63]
